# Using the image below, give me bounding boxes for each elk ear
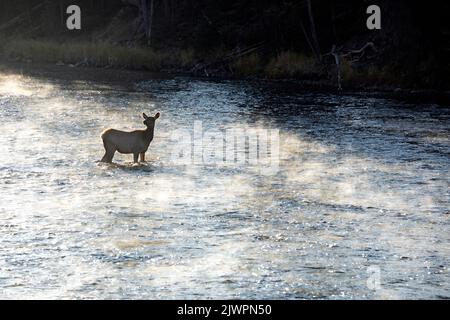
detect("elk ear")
[142,113,149,119]
[154,112,160,119]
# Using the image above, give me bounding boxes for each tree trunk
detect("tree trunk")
[147,0,154,46]
[300,20,316,60]
[331,45,342,90]
[306,0,322,62]
[59,0,64,28]
[330,2,337,39]
[140,0,154,46]
[141,0,149,39]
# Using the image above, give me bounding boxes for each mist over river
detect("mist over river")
[0,65,449,299]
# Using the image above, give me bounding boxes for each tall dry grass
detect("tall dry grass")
[265,51,319,78]
[0,39,196,71]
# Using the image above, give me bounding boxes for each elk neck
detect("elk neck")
[144,124,155,141]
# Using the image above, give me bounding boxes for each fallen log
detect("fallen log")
[191,42,265,77]
[0,3,44,32]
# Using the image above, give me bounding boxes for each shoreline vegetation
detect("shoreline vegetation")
[0,1,448,97]
[0,38,444,93]
[1,52,449,107]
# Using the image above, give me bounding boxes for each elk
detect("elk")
[100,112,160,164]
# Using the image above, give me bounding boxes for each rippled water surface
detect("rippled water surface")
[0,66,449,299]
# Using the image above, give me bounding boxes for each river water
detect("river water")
[0,65,449,299]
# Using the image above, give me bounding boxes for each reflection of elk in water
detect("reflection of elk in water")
[100,112,160,164]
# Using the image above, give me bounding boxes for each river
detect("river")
[0,64,449,299]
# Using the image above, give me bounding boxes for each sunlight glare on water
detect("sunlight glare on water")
[0,69,449,299]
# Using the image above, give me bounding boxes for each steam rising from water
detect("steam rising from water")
[0,70,449,299]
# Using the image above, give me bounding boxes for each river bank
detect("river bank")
[1,60,449,106]
[1,1,448,100]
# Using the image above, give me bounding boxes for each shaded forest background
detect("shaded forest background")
[0,0,448,89]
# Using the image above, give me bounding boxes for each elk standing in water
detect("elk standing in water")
[100,112,160,163]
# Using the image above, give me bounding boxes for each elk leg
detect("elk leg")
[140,152,146,162]
[100,152,109,163]
[101,141,116,163]
[106,150,116,163]
[133,153,139,163]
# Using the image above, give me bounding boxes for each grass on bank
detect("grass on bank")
[340,58,398,87]
[265,51,319,78]
[0,39,323,79]
[231,53,261,76]
[0,39,195,71]
[0,38,403,88]
[231,51,322,79]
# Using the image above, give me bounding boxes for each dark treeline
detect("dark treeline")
[0,0,448,89]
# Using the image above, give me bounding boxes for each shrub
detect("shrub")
[264,51,318,78]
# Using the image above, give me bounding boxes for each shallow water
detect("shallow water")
[0,67,449,299]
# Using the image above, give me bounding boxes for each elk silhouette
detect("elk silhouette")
[100,112,160,163]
